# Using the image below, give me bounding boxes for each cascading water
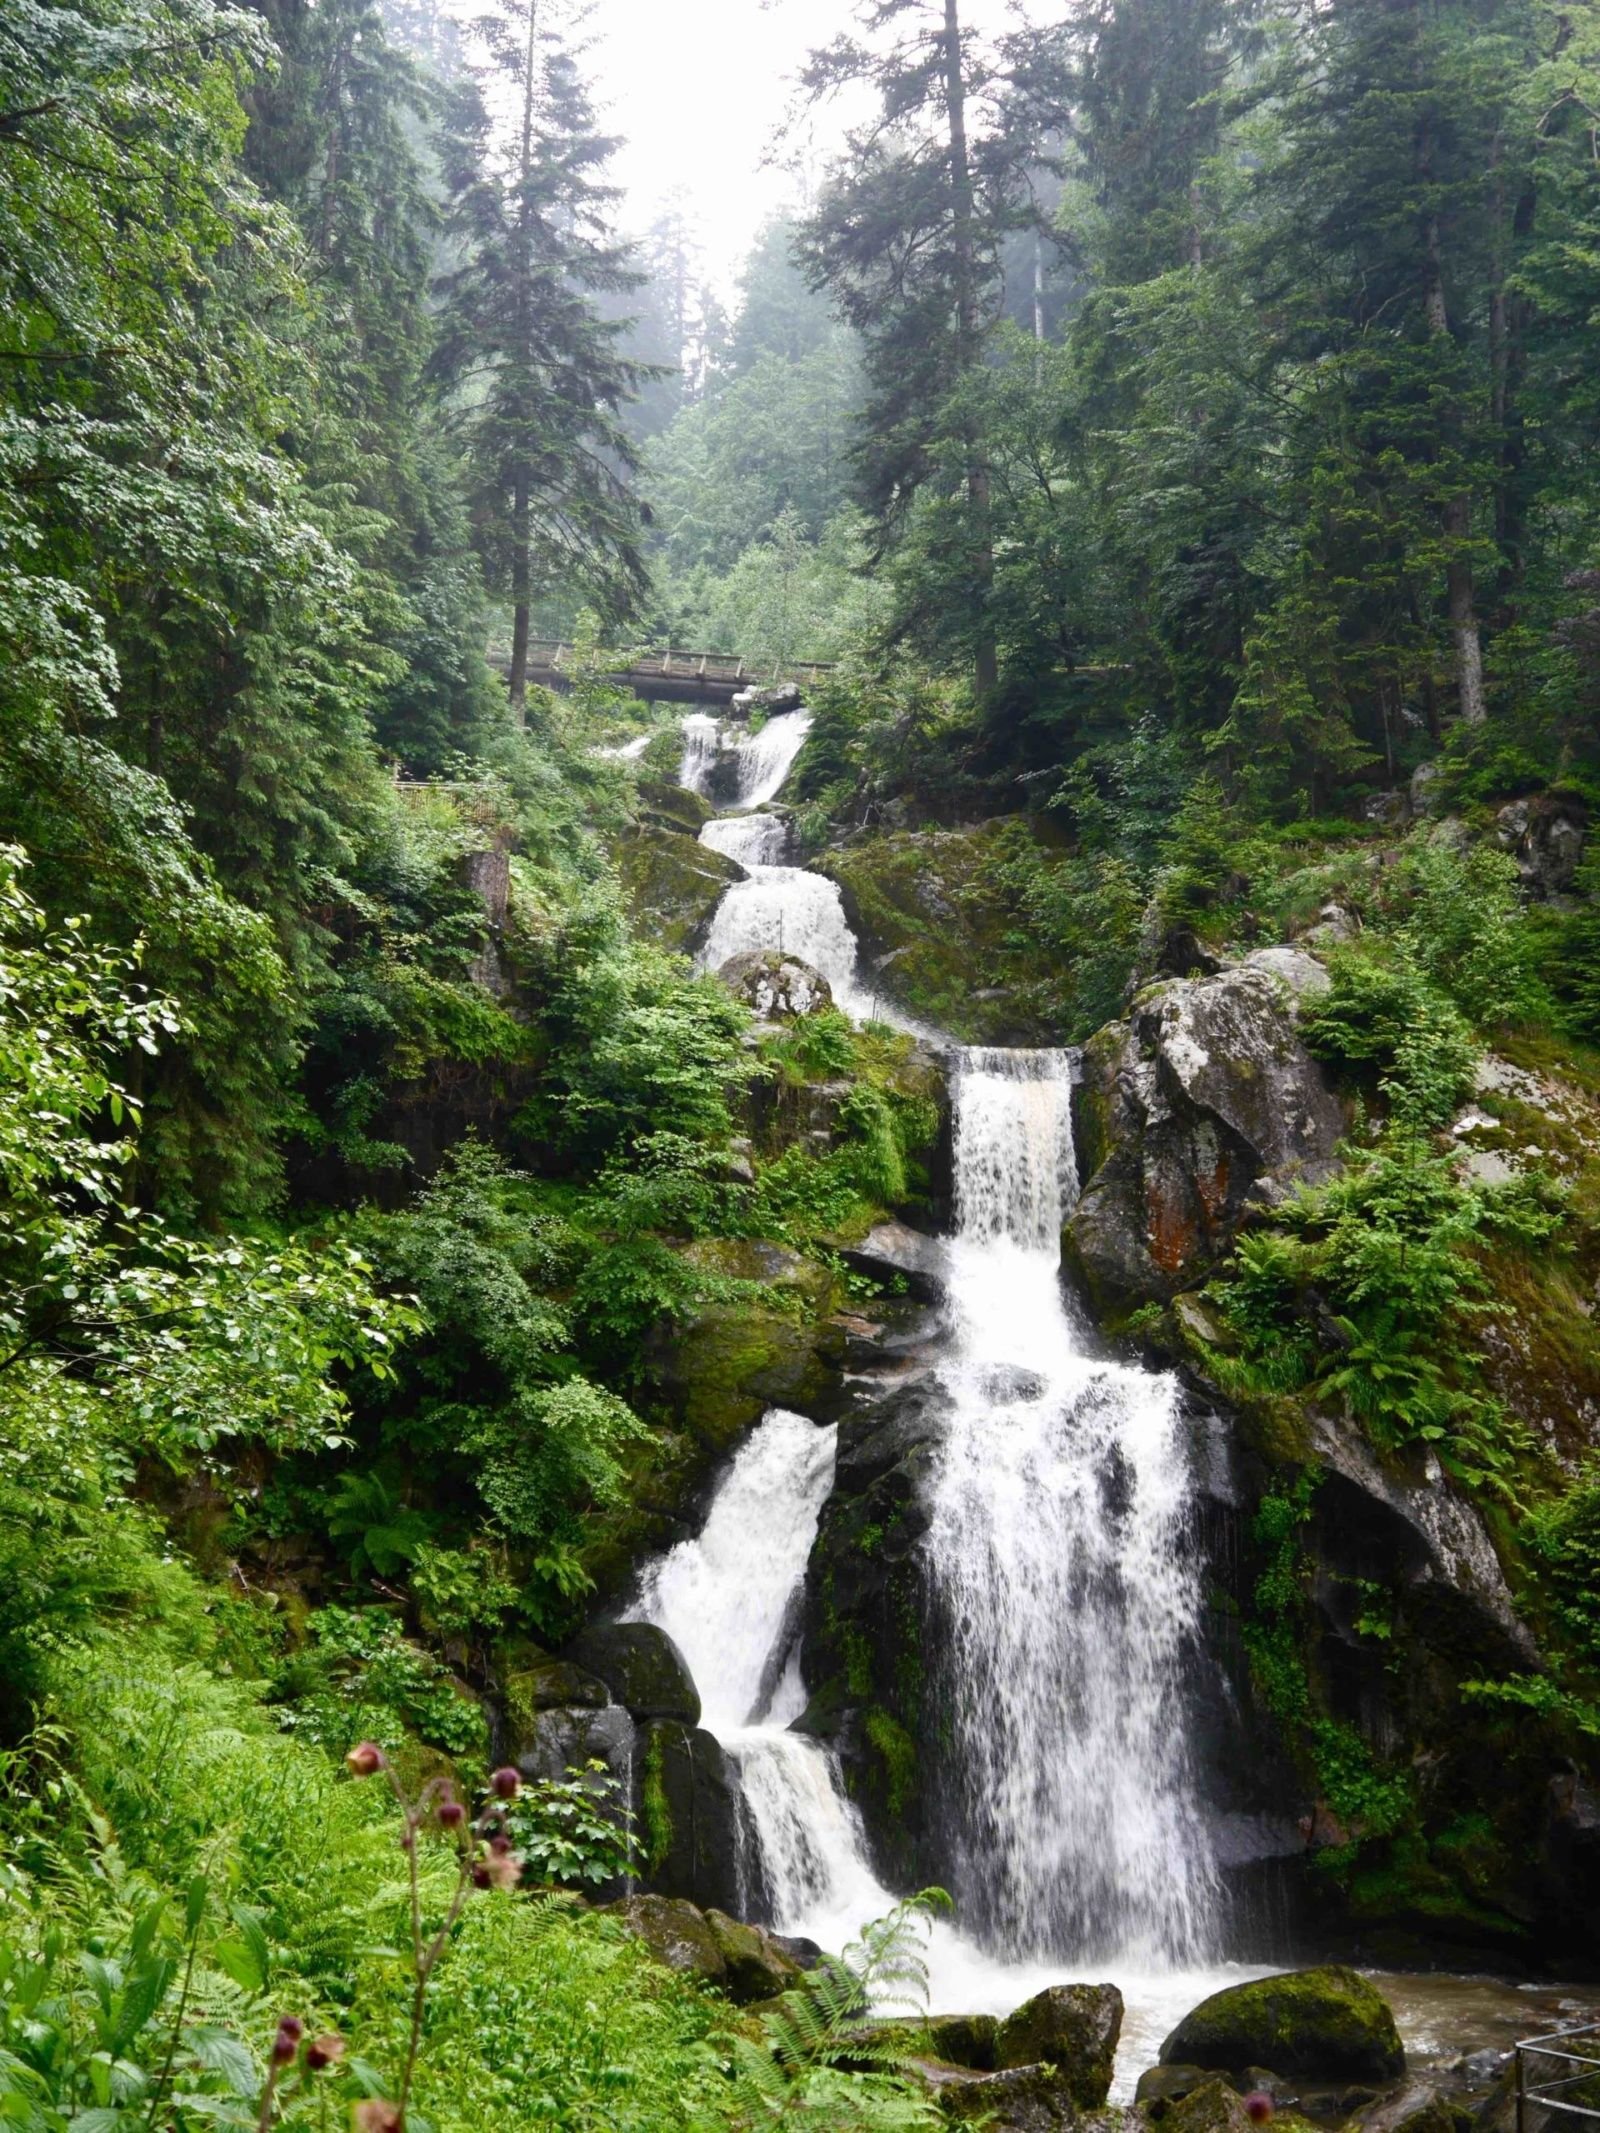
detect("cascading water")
[699,812,791,868]
[623,698,1256,2087]
[679,708,813,809]
[925,1051,1220,1966]
[634,1409,904,1949]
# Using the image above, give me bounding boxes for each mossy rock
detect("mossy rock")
[936,2061,1084,2129]
[636,778,713,836]
[613,823,739,954]
[816,822,1070,1044]
[566,1622,699,1721]
[996,1983,1122,2108]
[703,1909,804,2004]
[1159,1967,1404,2084]
[660,1302,844,1451]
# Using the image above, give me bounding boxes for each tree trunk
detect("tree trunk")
[942,0,998,696]
[505,0,539,725]
[1421,173,1486,724]
[509,469,530,722]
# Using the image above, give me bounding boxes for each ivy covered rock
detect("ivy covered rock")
[1067,955,1345,1313]
[996,1983,1123,2108]
[1159,1966,1405,2084]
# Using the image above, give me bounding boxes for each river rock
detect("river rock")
[996,1983,1123,2108]
[566,1622,701,1722]
[635,1717,745,1913]
[732,681,805,718]
[1067,958,1345,1311]
[719,950,833,1020]
[603,1893,726,1984]
[636,777,713,836]
[1159,1966,1405,2084]
[840,1219,947,1301]
[703,1908,805,2001]
[937,2062,1088,2130]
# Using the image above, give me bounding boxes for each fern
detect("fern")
[725,1892,948,2128]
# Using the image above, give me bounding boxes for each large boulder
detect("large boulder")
[936,2063,1090,2131]
[1159,1966,1405,2085]
[719,950,833,1021]
[996,1984,1123,2108]
[613,823,740,954]
[566,1622,701,1722]
[1067,954,1345,1313]
[603,1893,726,1985]
[703,1909,805,2002]
[635,1717,745,1913]
[511,1701,635,1791]
[1493,794,1586,899]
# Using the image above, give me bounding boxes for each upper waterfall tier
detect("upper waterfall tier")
[679,709,813,809]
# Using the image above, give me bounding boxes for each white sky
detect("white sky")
[582,0,1044,294]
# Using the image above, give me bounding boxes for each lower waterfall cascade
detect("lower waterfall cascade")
[626,711,1267,2086]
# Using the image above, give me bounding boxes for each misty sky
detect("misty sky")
[585,0,1040,291]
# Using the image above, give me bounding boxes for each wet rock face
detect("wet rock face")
[1067,953,1345,1312]
[1159,1966,1405,2085]
[635,1718,745,1913]
[799,1373,950,1884]
[567,1622,701,1723]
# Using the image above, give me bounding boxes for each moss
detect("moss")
[816,821,1073,1043]
[612,824,740,955]
[666,1304,841,1451]
[864,1707,918,1818]
[641,1724,672,1874]
[1159,1966,1404,2082]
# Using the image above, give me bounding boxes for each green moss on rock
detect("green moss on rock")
[1158,1967,1404,2084]
[613,823,740,955]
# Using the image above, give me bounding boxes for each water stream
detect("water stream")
[623,716,1600,2090]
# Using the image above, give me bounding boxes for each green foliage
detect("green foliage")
[275,1606,487,1760]
[505,1763,636,1890]
[1303,952,1478,1128]
[724,1892,948,2131]
[1525,1466,1600,1668]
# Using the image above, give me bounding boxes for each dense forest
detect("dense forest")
[5,0,1600,2122]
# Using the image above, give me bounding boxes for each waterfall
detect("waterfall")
[926,1051,1220,1966]
[633,1410,903,1944]
[622,695,1246,2080]
[700,812,791,868]
[678,709,814,809]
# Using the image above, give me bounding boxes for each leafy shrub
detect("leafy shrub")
[1396,832,1548,1031]
[1525,1467,1600,1666]
[1303,951,1477,1127]
[276,1607,487,1760]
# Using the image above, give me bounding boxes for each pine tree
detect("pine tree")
[435,2,648,718]
[798,0,1060,695]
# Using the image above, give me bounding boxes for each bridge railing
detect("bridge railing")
[489,640,836,690]
[1517,2023,1600,2133]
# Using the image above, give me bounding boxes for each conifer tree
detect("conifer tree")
[435,2,648,718]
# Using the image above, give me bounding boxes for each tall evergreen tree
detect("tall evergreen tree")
[435,3,648,717]
[799,1,1062,694]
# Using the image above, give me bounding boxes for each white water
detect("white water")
[926,1052,1220,1967]
[700,812,790,869]
[678,709,814,809]
[592,731,653,761]
[632,703,1253,2091]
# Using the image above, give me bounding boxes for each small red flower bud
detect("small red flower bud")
[306,2032,346,2072]
[272,2015,305,2066]
[489,1765,520,1800]
[1245,2093,1275,2124]
[346,1741,386,1777]
[437,1798,466,1828]
[471,1862,492,1889]
[488,1832,512,1856]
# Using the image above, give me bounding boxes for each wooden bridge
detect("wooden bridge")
[493,638,835,708]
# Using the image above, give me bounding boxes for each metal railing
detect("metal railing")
[1517,2024,1600,2133]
